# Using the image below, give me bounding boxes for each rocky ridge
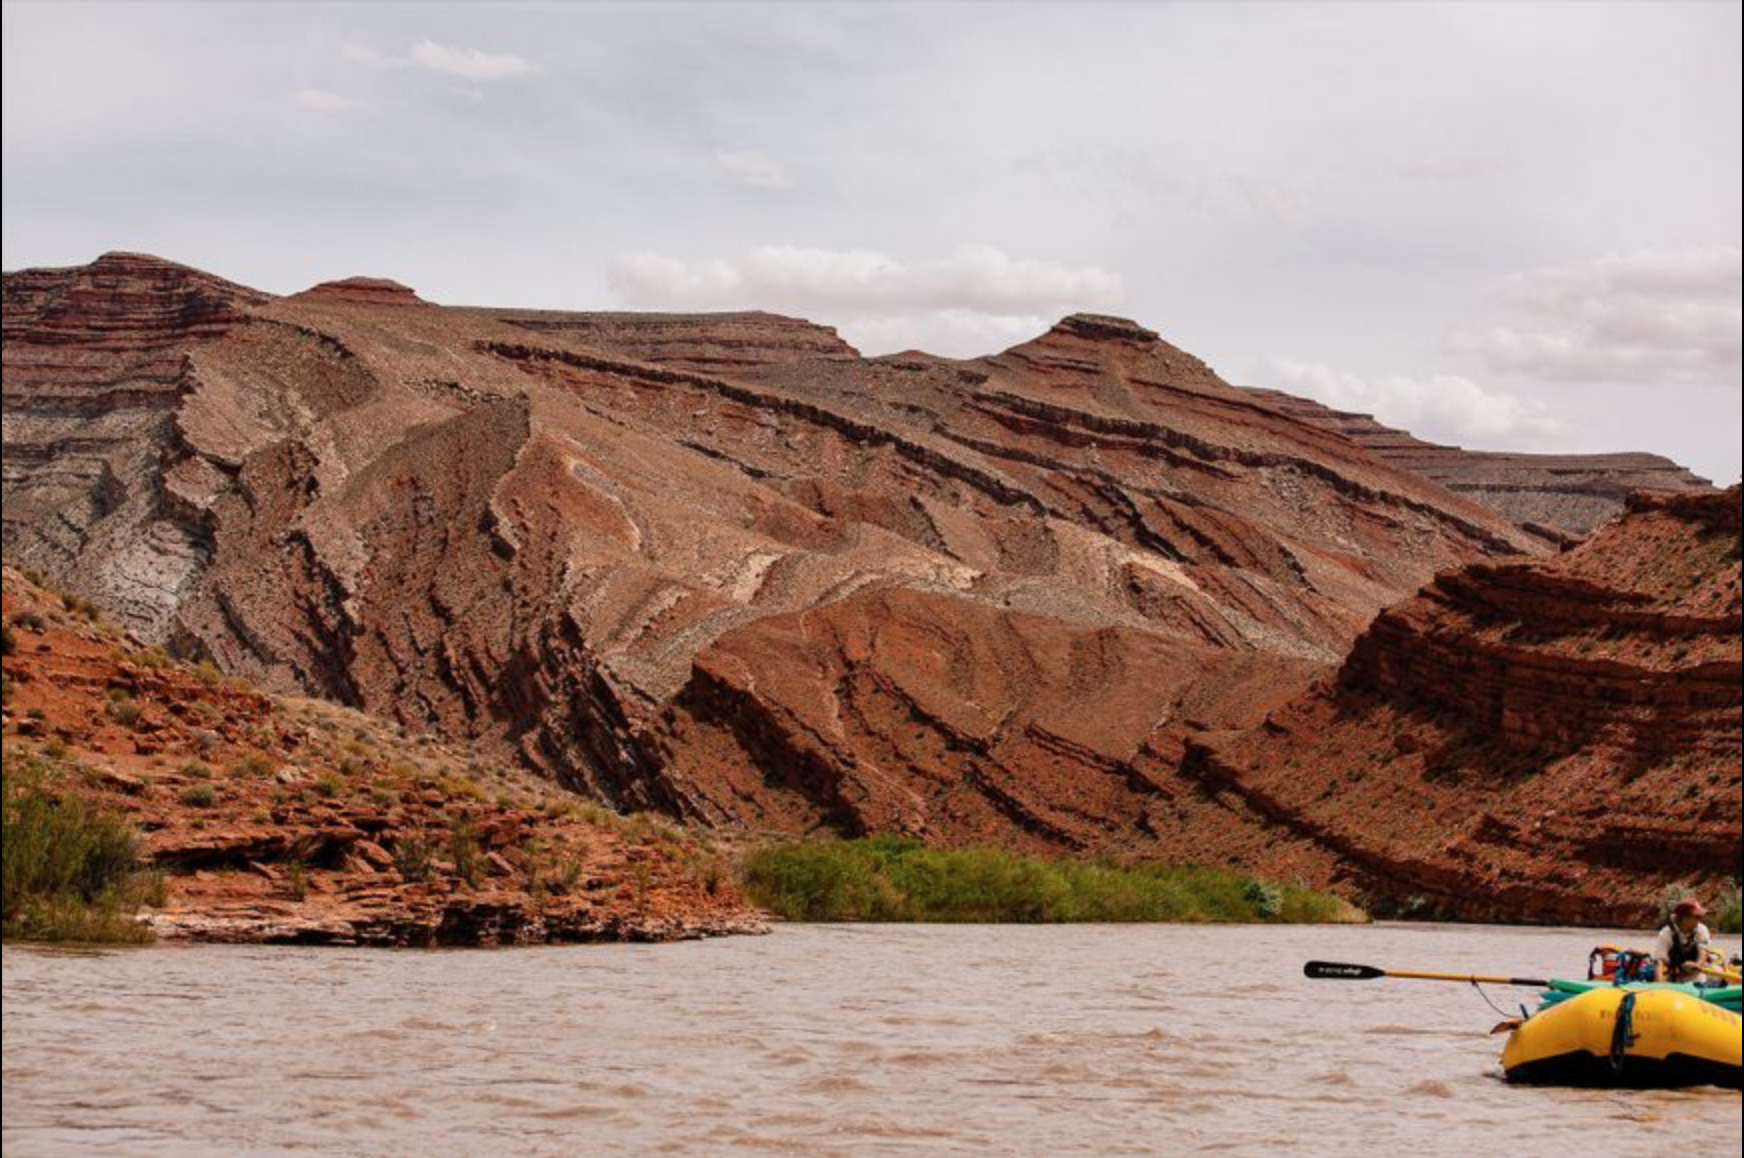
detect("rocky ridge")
[1248,388,1712,541]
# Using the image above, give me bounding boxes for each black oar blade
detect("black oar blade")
[1304,960,1385,980]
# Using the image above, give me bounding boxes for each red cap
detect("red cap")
[1673,898,1706,917]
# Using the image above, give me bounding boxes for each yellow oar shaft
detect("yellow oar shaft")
[1385,969,1546,986]
[1387,969,1514,983]
[1696,964,1742,983]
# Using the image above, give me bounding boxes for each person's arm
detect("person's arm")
[1653,927,1673,980]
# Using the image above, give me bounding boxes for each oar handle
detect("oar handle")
[1303,960,1549,987]
[1696,963,1743,983]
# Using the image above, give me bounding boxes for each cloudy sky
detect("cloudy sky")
[4,2,1739,482]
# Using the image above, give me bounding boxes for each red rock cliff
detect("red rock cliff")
[1190,486,1742,924]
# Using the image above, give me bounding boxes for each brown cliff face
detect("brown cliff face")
[492,310,860,375]
[1192,486,1742,925]
[9,252,1703,884]
[1,569,764,945]
[291,277,427,307]
[1248,388,1713,541]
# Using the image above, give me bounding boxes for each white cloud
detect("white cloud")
[291,88,366,115]
[837,310,1051,358]
[342,39,536,81]
[715,149,792,190]
[1262,357,1563,449]
[609,244,1120,314]
[1453,248,1742,385]
[410,40,537,81]
[607,244,1122,356]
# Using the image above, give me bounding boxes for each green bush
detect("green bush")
[1714,882,1742,935]
[179,783,218,808]
[739,838,1366,924]
[393,833,435,882]
[449,815,484,887]
[2,750,153,942]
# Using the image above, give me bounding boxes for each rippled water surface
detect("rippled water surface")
[4,923,1739,1155]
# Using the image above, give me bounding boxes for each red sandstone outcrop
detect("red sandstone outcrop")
[1,569,764,945]
[494,309,859,375]
[1248,388,1712,541]
[291,277,427,307]
[1187,486,1742,925]
[1,253,1716,898]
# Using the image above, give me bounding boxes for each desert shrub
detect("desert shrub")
[448,814,484,887]
[1712,881,1742,935]
[232,754,275,778]
[2,750,154,942]
[179,783,218,808]
[283,861,309,902]
[393,833,436,882]
[312,771,345,798]
[60,593,101,622]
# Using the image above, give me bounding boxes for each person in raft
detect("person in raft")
[1653,898,1712,983]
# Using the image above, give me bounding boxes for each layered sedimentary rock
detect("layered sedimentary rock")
[6,253,1717,896]
[1190,487,1742,925]
[494,310,859,375]
[1,568,763,945]
[1249,388,1712,540]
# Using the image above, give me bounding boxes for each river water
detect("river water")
[3,923,1739,1155]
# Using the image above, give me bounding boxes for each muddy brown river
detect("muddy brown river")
[3,923,1739,1155]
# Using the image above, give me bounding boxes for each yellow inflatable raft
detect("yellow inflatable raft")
[1502,985,1742,1088]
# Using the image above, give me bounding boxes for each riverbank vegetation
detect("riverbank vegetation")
[1714,884,1742,934]
[1,748,157,943]
[739,836,1366,924]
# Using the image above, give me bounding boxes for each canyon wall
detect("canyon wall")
[1190,487,1741,924]
[5,253,1730,920]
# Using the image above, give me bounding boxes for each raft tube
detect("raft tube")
[1536,979,1742,1016]
[1502,985,1742,1088]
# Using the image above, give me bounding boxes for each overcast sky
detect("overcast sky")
[4,1,1739,482]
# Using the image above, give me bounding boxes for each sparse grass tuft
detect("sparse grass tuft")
[179,783,218,808]
[107,698,143,729]
[232,754,275,778]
